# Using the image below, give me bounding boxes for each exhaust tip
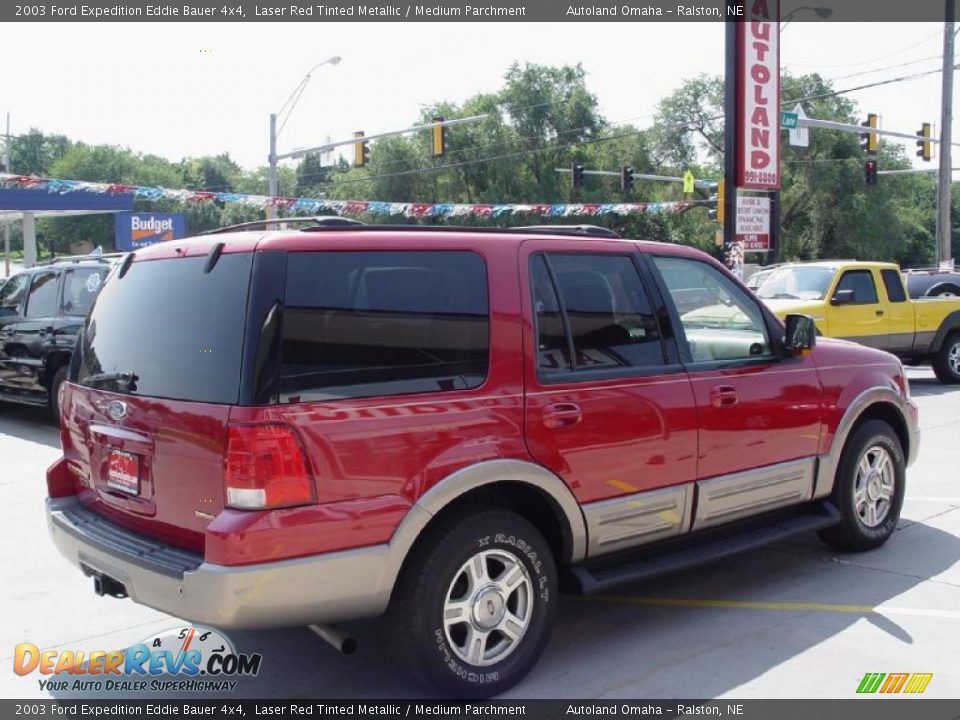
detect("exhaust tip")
[308,624,357,655]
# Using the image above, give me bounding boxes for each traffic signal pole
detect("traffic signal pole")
[723,19,738,273]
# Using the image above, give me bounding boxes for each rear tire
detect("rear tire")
[928,284,960,298]
[49,366,68,423]
[819,419,905,552]
[931,331,960,384]
[385,508,557,698]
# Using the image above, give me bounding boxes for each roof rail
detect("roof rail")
[511,224,620,238]
[35,252,126,267]
[200,221,621,240]
[200,216,365,235]
[271,223,622,239]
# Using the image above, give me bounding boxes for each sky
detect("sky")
[1,21,956,183]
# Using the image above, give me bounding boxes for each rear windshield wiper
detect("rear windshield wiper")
[82,371,139,391]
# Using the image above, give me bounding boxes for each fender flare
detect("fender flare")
[930,310,960,353]
[813,386,917,498]
[373,459,587,605]
[925,281,960,298]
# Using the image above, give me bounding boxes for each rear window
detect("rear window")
[74,254,252,404]
[281,251,489,402]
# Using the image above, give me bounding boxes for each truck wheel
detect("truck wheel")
[931,331,960,384]
[928,284,960,297]
[49,366,68,423]
[385,508,557,698]
[819,419,905,552]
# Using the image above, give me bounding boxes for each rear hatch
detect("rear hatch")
[61,247,255,552]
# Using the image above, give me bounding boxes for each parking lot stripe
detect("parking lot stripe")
[586,595,960,619]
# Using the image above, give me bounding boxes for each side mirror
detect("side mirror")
[831,289,855,305]
[784,314,816,354]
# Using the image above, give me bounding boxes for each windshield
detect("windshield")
[73,253,252,404]
[757,266,835,301]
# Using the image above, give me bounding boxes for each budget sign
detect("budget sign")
[115,213,186,251]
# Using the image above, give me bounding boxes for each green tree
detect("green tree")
[8,129,72,175]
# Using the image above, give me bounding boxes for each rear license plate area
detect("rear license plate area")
[105,450,140,496]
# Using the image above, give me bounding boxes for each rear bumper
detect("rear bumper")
[46,497,393,629]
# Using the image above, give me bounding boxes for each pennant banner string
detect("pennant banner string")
[0,173,706,219]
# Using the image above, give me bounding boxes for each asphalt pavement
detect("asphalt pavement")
[1,368,957,700]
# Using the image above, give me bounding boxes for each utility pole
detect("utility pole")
[3,113,10,278]
[267,113,278,221]
[936,2,955,266]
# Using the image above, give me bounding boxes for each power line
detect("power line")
[786,27,944,70]
[785,64,959,105]
[296,111,658,181]
[825,54,942,82]
[299,64,959,191]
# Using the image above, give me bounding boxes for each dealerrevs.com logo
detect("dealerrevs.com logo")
[14,626,262,693]
[856,672,933,694]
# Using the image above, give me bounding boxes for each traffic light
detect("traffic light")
[571,163,585,190]
[353,131,369,167]
[864,160,878,186]
[916,122,932,162]
[860,113,878,155]
[431,116,447,157]
[621,166,634,193]
[708,180,725,224]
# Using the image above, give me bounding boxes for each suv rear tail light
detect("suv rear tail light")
[224,424,316,510]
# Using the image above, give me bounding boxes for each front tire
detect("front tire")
[931,331,960,384]
[819,419,905,552]
[385,508,557,698]
[49,366,68,423]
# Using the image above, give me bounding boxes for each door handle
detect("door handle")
[709,385,739,408]
[542,402,582,429]
[875,310,885,316]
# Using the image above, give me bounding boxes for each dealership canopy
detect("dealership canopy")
[0,186,134,268]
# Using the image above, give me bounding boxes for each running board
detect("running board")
[566,502,840,595]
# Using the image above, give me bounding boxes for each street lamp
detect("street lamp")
[780,5,832,29]
[267,56,341,219]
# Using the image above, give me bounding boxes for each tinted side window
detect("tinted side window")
[24,271,58,318]
[62,267,106,316]
[0,274,28,312]
[533,253,665,373]
[653,256,772,363]
[281,251,489,401]
[881,269,907,303]
[834,270,878,304]
[531,255,571,373]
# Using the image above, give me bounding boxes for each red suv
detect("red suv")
[46,224,918,696]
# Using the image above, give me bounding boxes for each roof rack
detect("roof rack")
[201,219,620,240]
[511,224,620,238]
[292,224,622,239]
[35,252,126,267]
[200,216,365,235]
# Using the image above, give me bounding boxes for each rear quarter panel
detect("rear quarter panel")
[223,234,531,561]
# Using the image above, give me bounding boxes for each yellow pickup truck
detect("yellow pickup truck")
[756,261,960,384]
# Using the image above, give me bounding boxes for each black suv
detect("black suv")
[0,255,120,417]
